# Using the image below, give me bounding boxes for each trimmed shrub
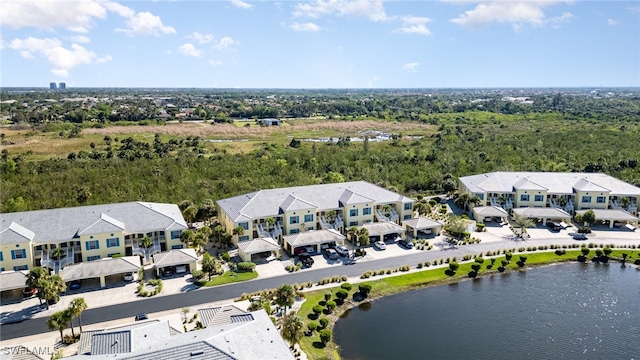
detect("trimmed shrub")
[312,305,323,315]
[220,252,230,262]
[236,262,256,272]
[307,321,318,333]
[319,317,329,329]
[324,292,332,301]
[336,289,349,299]
[359,283,372,295]
[340,283,352,291]
[191,270,204,281]
[326,300,336,312]
[319,329,332,344]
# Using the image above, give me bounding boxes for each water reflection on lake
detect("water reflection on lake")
[334,264,640,360]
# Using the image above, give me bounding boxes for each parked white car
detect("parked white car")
[373,240,387,250]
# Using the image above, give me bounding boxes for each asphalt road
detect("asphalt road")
[0,237,628,341]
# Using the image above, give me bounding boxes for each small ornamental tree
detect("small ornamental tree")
[312,305,323,316]
[319,317,329,329]
[448,261,459,273]
[336,289,349,300]
[358,283,372,296]
[307,321,318,334]
[326,300,336,313]
[581,247,590,256]
[319,329,332,345]
[340,283,352,291]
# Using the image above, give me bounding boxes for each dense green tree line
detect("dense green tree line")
[2,115,639,213]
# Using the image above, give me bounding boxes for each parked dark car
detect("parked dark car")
[135,313,149,321]
[23,288,36,298]
[572,233,588,240]
[162,267,173,277]
[298,254,314,267]
[397,239,414,249]
[69,281,81,290]
[547,222,562,231]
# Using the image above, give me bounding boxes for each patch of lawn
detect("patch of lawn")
[199,270,257,286]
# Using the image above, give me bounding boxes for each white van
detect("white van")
[175,265,187,274]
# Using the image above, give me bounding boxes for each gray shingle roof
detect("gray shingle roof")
[472,206,510,218]
[152,248,198,268]
[460,172,640,196]
[360,221,405,237]
[512,207,572,219]
[78,320,179,355]
[402,217,443,229]
[0,202,187,245]
[283,229,345,248]
[513,178,547,191]
[279,195,316,212]
[237,238,280,255]
[0,222,35,245]
[217,181,413,223]
[78,214,125,235]
[575,209,638,222]
[339,189,375,205]
[0,270,28,292]
[62,256,141,282]
[121,342,233,360]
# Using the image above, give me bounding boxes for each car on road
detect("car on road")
[325,248,339,260]
[298,253,314,267]
[69,281,81,290]
[572,233,588,240]
[134,313,148,321]
[397,239,414,249]
[334,244,349,257]
[373,240,387,250]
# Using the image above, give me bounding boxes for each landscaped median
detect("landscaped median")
[294,247,640,360]
[196,270,258,286]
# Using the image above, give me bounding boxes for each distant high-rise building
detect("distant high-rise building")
[59,82,66,90]
[50,82,57,90]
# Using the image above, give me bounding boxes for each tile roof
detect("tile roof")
[283,229,345,248]
[0,202,187,245]
[198,305,250,328]
[152,248,198,268]
[575,209,638,222]
[62,256,141,282]
[360,221,405,237]
[472,206,509,218]
[217,181,413,223]
[460,172,640,196]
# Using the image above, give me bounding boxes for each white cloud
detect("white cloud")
[9,37,111,77]
[449,1,569,30]
[1,0,107,32]
[209,60,223,66]
[116,11,176,37]
[231,0,253,9]
[103,1,136,18]
[187,32,215,44]
[402,62,420,73]
[607,18,618,26]
[214,37,237,50]
[178,43,202,57]
[69,35,91,43]
[293,0,388,22]
[394,16,432,36]
[290,22,322,32]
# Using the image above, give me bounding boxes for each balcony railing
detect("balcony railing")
[40,247,75,274]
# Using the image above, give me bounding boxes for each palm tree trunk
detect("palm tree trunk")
[78,316,83,332]
[69,320,75,337]
[59,329,64,343]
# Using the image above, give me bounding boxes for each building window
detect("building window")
[239,235,249,241]
[596,196,606,204]
[363,207,372,215]
[520,194,530,202]
[363,220,371,224]
[87,255,101,261]
[85,240,99,250]
[171,230,182,239]
[239,222,249,230]
[534,195,544,202]
[290,216,299,224]
[107,253,120,258]
[476,193,485,200]
[350,209,358,217]
[0,251,3,261]
[304,214,314,222]
[582,196,592,203]
[404,203,412,210]
[349,221,358,226]
[290,229,300,235]
[11,249,26,259]
[13,265,28,271]
[404,214,412,220]
[171,244,184,249]
[106,238,120,248]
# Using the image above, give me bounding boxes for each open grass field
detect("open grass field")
[198,270,258,286]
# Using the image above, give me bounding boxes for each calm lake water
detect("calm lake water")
[334,263,640,360]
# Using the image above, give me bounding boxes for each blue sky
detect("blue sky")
[1,0,639,88]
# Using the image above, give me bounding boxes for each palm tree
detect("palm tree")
[266,217,276,229]
[281,312,304,349]
[347,226,358,244]
[213,225,225,244]
[198,226,212,242]
[47,311,67,343]
[26,267,48,306]
[64,308,75,338]
[50,247,65,260]
[454,193,471,210]
[140,236,153,249]
[42,274,66,309]
[191,232,207,254]
[182,205,198,225]
[69,297,88,332]
[356,228,370,249]
[232,226,245,240]
[274,284,296,314]
[180,229,194,248]
[512,214,535,236]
